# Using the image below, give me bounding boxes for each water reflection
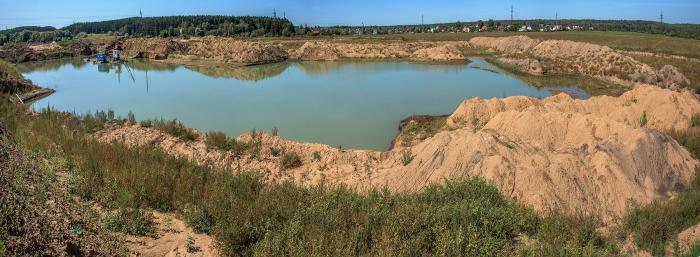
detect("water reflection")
[16,58,617,99]
[21,57,564,150]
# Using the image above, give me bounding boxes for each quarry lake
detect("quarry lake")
[20,58,591,150]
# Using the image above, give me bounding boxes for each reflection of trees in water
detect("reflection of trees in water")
[186,62,289,81]
[293,61,467,77]
[15,58,86,73]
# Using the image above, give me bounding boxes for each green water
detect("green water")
[20,58,589,150]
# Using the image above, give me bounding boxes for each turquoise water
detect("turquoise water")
[20,58,579,150]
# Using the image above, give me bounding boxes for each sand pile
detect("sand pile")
[288,41,468,61]
[96,85,699,223]
[122,38,187,59]
[469,36,690,89]
[289,41,342,61]
[448,84,700,131]
[185,36,288,64]
[409,44,467,62]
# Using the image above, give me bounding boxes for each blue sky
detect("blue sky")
[1,0,698,29]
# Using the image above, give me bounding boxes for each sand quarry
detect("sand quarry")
[82,35,700,255]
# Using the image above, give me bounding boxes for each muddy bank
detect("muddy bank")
[96,84,699,224]
[469,36,691,90]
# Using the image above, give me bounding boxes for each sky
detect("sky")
[1,0,698,29]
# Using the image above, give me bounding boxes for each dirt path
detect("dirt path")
[126,212,218,257]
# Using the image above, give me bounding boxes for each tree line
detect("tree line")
[63,15,296,37]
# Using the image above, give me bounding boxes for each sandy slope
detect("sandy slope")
[469,36,690,89]
[95,85,700,224]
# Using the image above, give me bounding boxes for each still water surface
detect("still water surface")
[20,58,587,150]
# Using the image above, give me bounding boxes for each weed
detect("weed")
[640,111,648,127]
[127,111,136,124]
[280,152,302,170]
[312,151,321,162]
[103,208,155,236]
[271,126,278,137]
[141,118,197,141]
[269,147,282,157]
[186,236,200,253]
[183,204,213,234]
[401,148,413,166]
[692,114,700,127]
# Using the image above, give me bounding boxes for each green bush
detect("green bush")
[280,152,302,170]
[401,148,413,166]
[103,208,155,236]
[183,204,214,234]
[640,111,648,127]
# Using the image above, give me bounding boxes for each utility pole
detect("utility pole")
[283,11,286,19]
[273,8,277,18]
[421,14,424,25]
[510,5,513,25]
[660,11,664,24]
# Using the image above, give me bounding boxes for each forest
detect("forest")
[63,15,296,37]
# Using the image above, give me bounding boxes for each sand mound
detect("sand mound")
[185,36,288,64]
[448,85,700,131]
[96,85,699,223]
[122,38,187,59]
[289,41,342,61]
[288,41,469,61]
[469,36,690,89]
[409,44,467,62]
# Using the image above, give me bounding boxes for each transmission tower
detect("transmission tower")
[273,8,277,18]
[510,5,513,25]
[660,11,664,24]
[421,14,424,25]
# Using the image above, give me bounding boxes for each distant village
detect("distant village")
[311,21,594,36]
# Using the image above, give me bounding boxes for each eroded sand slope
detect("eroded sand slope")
[469,36,690,89]
[96,85,700,223]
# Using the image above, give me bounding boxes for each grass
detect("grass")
[398,115,447,147]
[629,53,700,90]
[140,118,197,141]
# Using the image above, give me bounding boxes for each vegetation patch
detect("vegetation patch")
[280,151,303,170]
[141,118,197,141]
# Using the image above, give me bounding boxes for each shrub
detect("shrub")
[401,148,413,166]
[269,147,282,157]
[183,204,213,234]
[206,131,235,151]
[640,111,648,127]
[280,152,302,170]
[271,126,278,137]
[103,208,155,236]
[312,151,321,161]
[141,118,197,141]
